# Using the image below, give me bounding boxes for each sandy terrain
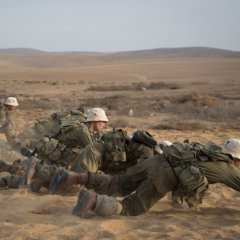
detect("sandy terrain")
[0,48,240,239]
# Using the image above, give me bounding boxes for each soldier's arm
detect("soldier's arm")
[222,164,240,192]
[75,126,95,148]
[71,143,102,173]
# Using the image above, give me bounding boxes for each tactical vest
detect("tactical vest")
[101,129,127,174]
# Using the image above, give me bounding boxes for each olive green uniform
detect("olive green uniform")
[57,123,96,149]
[34,122,97,168]
[71,140,154,174]
[196,161,240,191]
[85,154,207,216]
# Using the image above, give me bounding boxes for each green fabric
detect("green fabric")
[191,141,234,163]
[88,155,178,216]
[57,123,96,149]
[71,143,104,173]
[196,160,240,191]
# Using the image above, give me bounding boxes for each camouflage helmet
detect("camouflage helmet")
[4,97,19,106]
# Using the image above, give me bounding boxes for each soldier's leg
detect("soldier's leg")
[0,159,26,175]
[0,174,25,189]
[72,177,163,218]
[72,188,123,218]
[120,177,164,216]
[0,160,12,173]
[50,156,151,195]
[25,157,64,188]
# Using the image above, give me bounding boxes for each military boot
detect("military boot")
[49,169,88,194]
[2,175,26,189]
[0,160,11,173]
[0,177,7,188]
[72,189,123,218]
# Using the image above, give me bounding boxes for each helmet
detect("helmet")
[86,108,108,122]
[3,97,19,106]
[224,138,240,159]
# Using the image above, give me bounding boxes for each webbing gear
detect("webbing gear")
[34,137,74,167]
[163,141,207,207]
[163,141,196,167]
[191,141,234,163]
[102,129,127,163]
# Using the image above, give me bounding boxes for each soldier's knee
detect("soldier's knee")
[121,195,147,216]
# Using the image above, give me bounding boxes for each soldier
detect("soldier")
[48,142,208,217]
[0,97,20,149]
[159,139,240,207]
[0,108,109,189]
[22,128,154,192]
[33,107,108,167]
[0,127,155,191]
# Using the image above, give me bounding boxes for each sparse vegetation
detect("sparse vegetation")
[86,81,179,92]
[153,120,210,131]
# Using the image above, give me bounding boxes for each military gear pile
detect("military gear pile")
[163,141,208,207]
[132,130,157,148]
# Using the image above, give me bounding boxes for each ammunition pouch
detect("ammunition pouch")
[173,165,208,208]
[35,137,75,167]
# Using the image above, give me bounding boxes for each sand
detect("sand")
[0,49,240,239]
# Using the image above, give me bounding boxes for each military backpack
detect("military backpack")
[132,130,157,148]
[190,141,234,163]
[162,141,208,207]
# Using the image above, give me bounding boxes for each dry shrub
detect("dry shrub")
[174,92,220,107]
[163,92,240,122]
[153,120,210,131]
[86,81,179,92]
[109,118,129,128]
[20,97,60,110]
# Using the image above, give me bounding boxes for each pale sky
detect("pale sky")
[0,0,239,52]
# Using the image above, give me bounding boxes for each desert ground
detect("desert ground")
[0,48,240,239]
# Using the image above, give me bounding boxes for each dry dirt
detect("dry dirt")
[0,50,240,239]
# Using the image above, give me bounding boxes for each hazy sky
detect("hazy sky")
[0,0,239,52]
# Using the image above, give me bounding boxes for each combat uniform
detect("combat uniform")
[70,153,207,216]
[196,161,240,191]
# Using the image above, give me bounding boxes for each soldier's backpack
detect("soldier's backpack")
[190,141,234,163]
[100,129,127,173]
[132,130,157,148]
[163,141,208,207]
[163,141,196,167]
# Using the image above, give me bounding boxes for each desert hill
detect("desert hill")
[0,47,239,69]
